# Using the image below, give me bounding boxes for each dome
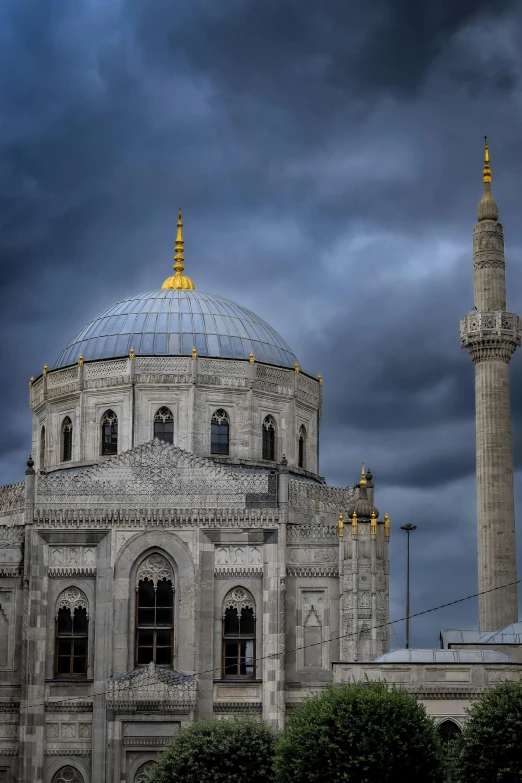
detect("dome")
[54,289,298,370]
[374,649,517,664]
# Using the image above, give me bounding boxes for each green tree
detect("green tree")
[146,716,276,783]
[456,681,522,782]
[275,682,443,783]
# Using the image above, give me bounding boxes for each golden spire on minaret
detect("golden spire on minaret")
[359,461,367,487]
[478,136,498,222]
[162,210,196,290]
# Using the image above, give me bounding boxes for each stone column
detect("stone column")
[460,141,520,631]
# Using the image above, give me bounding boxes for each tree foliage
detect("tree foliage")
[275,682,443,783]
[146,716,276,783]
[456,681,522,782]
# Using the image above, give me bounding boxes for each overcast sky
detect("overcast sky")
[2,0,522,648]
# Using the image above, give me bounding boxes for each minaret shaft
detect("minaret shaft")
[460,140,520,632]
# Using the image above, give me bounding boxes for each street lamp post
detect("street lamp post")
[400,523,417,649]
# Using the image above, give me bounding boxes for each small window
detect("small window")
[136,578,174,667]
[262,415,276,461]
[211,409,230,455]
[154,407,174,444]
[62,417,73,462]
[40,425,46,470]
[55,606,88,677]
[101,409,118,455]
[298,425,306,468]
[438,720,462,742]
[222,587,256,678]
[52,767,85,783]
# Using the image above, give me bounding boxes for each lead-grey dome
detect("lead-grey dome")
[54,289,298,370]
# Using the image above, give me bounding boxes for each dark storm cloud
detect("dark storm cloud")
[2,0,522,644]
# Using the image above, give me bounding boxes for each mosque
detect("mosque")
[0,141,521,783]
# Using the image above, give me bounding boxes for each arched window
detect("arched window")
[135,762,155,783]
[222,587,256,678]
[438,719,462,742]
[262,415,276,461]
[51,767,84,783]
[298,425,306,468]
[135,554,174,667]
[154,407,174,444]
[40,425,46,470]
[211,409,230,455]
[54,588,89,677]
[101,409,118,455]
[62,416,73,462]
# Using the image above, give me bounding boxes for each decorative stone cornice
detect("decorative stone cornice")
[0,702,20,712]
[0,567,23,578]
[213,701,262,713]
[286,566,339,578]
[49,567,96,578]
[45,701,93,713]
[460,310,521,363]
[44,749,90,756]
[215,567,263,579]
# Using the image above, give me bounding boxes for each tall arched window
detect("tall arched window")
[40,425,46,470]
[154,407,174,444]
[54,588,89,677]
[298,425,306,468]
[211,409,230,455]
[262,415,276,461]
[51,767,84,783]
[101,409,118,455]
[222,587,256,678]
[136,554,174,667]
[62,416,73,462]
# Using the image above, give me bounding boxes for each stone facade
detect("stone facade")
[0,354,389,782]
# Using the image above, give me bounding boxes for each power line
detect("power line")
[16,577,521,713]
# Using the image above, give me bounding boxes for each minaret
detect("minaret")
[460,138,521,631]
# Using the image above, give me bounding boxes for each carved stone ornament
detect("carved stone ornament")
[51,767,84,783]
[135,762,155,783]
[56,587,88,619]
[106,661,197,713]
[136,553,173,589]
[223,586,255,618]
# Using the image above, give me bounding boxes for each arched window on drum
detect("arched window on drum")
[62,416,73,462]
[154,407,174,444]
[211,409,230,455]
[101,409,118,455]
[135,554,175,667]
[222,587,256,678]
[262,415,276,461]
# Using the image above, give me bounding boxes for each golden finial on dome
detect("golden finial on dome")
[294,361,300,374]
[337,512,344,537]
[359,461,367,487]
[249,352,255,363]
[483,136,491,184]
[351,511,358,535]
[78,354,84,366]
[370,510,377,536]
[43,364,48,377]
[317,374,322,386]
[162,209,196,291]
[129,347,135,360]
[384,513,390,537]
[29,376,34,388]
[191,346,197,359]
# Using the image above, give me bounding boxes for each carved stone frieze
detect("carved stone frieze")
[106,662,197,713]
[215,545,262,567]
[215,567,262,578]
[460,311,521,363]
[286,566,339,578]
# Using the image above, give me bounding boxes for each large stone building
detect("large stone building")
[0,211,390,782]
[1,142,522,783]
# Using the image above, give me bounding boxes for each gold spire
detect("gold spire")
[351,511,358,535]
[370,510,377,536]
[384,513,390,537]
[162,210,196,290]
[359,461,367,487]
[478,136,498,222]
[337,512,344,537]
[483,136,491,184]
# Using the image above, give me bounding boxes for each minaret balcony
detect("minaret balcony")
[460,310,521,362]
